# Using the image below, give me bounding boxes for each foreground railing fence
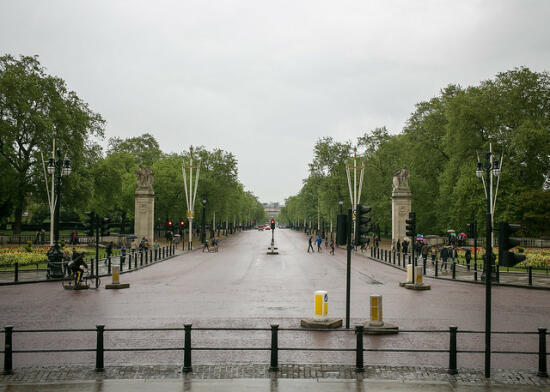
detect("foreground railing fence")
[1,325,547,377]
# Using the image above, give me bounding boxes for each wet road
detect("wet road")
[1,229,549,370]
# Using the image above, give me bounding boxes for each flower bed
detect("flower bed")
[0,247,49,267]
[455,247,550,270]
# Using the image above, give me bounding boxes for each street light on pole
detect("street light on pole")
[475,149,501,379]
[46,149,71,278]
[182,146,200,250]
[201,195,207,244]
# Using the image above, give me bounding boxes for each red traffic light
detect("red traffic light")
[180,220,185,226]
[168,221,173,227]
[270,219,275,229]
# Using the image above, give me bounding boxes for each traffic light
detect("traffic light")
[354,204,372,246]
[179,220,185,227]
[336,214,348,246]
[270,218,275,230]
[84,211,95,236]
[167,220,173,228]
[405,212,416,239]
[100,217,111,236]
[498,222,526,267]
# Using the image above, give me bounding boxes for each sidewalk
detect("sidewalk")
[0,234,230,285]
[1,364,549,391]
[359,247,550,290]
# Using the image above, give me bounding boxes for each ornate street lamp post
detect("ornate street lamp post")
[46,149,71,278]
[201,196,207,244]
[476,150,500,378]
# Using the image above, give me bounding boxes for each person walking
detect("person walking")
[440,247,449,272]
[465,248,472,268]
[120,244,126,265]
[330,239,335,255]
[316,235,322,252]
[430,246,437,266]
[202,238,210,252]
[307,236,314,253]
[105,241,113,264]
[421,244,428,265]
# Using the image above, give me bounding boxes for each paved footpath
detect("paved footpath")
[1,364,550,391]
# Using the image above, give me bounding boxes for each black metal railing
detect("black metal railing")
[1,324,548,377]
[368,247,550,288]
[0,245,176,284]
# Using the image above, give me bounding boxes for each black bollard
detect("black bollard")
[355,325,365,373]
[270,324,279,372]
[183,324,192,373]
[448,326,458,375]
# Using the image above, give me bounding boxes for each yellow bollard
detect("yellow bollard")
[415,266,423,284]
[406,264,413,283]
[105,265,130,289]
[112,265,120,285]
[370,295,383,326]
[314,290,328,317]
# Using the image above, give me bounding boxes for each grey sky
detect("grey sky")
[2,1,549,204]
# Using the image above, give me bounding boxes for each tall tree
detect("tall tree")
[0,54,104,233]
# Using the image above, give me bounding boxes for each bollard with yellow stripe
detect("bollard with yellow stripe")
[364,294,398,334]
[314,290,328,318]
[406,264,414,283]
[105,265,130,289]
[414,266,423,284]
[300,290,342,329]
[369,295,383,326]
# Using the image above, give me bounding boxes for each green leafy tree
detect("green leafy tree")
[0,54,104,233]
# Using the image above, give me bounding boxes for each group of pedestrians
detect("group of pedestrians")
[307,235,335,255]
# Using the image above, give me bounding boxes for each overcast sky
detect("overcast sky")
[2,1,549,204]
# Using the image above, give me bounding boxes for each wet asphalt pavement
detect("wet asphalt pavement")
[1,229,549,371]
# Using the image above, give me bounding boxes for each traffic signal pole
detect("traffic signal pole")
[345,208,352,329]
[95,217,100,289]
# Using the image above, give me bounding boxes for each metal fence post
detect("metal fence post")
[183,324,192,373]
[423,259,426,276]
[435,259,439,277]
[529,266,533,286]
[270,324,279,371]
[355,325,365,373]
[452,262,456,280]
[149,250,152,263]
[154,248,157,261]
[448,326,458,375]
[538,328,548,377]
[3,325,13,374]
[108,257,111,275]
[393,251,396,264]
[134,254,138,269]
[96,325,104,372]
[14,262,18,283]
[496,265,500,283]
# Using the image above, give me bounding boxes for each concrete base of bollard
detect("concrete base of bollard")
[363,322,399,335]
[63,284,89,290]
[404,283,431,290]
[266,247,279,255]
[105,283,130,289]
[300,318,343,329]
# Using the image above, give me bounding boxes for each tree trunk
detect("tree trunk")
[13,197,23,234]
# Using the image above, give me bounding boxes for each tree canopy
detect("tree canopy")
[279,67,550,237]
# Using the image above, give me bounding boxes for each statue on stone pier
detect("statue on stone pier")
[135,165,154,189]
[392,167,410,192]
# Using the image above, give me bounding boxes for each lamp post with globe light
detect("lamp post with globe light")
[46,149,71,278]
[475,150,501,378]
